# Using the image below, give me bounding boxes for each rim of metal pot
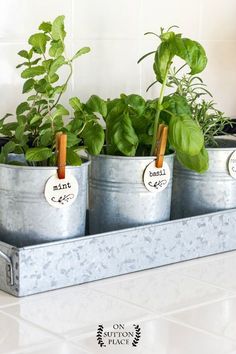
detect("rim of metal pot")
[206,137,236,151]
[90,152,175,161]
[0,158,90,170]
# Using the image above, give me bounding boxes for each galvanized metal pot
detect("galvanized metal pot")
[171,138,236,219]
[89,154,174,234]
[0,161,89,246]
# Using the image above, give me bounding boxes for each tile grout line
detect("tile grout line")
[88,281,236,318]
[162,315,236,344]
[156,293,236,317]
[174,272,236,294]
[0,308,67,342]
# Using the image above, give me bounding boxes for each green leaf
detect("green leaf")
[66,132,80,148]
[50,73,59,83]
[34,79,50,93]
[71,47,90,60]
[66,117,83,132]
[53,116,64,129]
[21,66,46,78]
[27,95,38,101]
[86,95,107,117]
[26,147,53,162]
[30,114,42,125]
[18,50,29,59]
[39,21,52,33]
[169,114,204,156]
[125,94,146,116]
[154,41,173,83]
[16,61,29,69]
[51,15,66,41]
[22,78,35,93]
[3,122,18,131]
[164,94,191,116]
[28,33,49,54]
[2,141,16,156]
[69,97,82,111]
[81,121,105,155]
[48,55,65,77]
[40,129,53,146]
[16,102,30,115]
[52,104,69,119]
[176,146,209,173]
[107,108,138,156]
[42,59,52,72]
[1,113,13,121]
[49,40,64,58]
[66,148,82,166]
[174,37,208,75]
[15,125,25,142]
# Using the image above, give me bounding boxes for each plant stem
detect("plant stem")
[49,62,73,113]
[150,69,169,156]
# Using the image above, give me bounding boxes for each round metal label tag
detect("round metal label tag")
[143,160,170,192]
[228,150,236,179]
[44,173,78,208]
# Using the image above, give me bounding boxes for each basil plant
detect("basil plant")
[0,16,104,166]
[99,27,209,173]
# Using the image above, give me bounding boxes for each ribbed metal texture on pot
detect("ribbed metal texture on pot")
[89,154,174,234]
[0,161,89,246]
[171,138,236,219]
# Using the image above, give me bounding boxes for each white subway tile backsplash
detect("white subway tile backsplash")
[0,43,24,117]
[141,0,201,39]
[73,0,142,39]
[73,39,141,102]
[200,40,236,116]
[200,0,236,40]
[0,0,235,117]
[0,0,72,41]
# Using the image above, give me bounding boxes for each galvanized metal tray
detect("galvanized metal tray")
[1,208,236,297]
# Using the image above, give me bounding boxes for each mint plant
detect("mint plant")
[0,16,104,166]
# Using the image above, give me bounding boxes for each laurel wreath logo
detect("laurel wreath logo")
[132,324,141,347]
[96,324,106,347]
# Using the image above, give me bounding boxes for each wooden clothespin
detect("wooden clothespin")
[56,132,67,179]
[155,124,168,168]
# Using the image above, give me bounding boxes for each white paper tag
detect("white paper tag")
[143,160,170,192]
[228,151,236,179]
[44,173,78,208]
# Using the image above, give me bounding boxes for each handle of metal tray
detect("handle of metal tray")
[0,250,14,286]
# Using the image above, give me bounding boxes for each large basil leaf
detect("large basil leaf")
[81,121,105,155]
[107,110,138,156]
[176,146,209,173]
[164,94,192,116]
[86,95,107,117]
[173,37,207,74]
[125,94,146,116]
[169,114,204,156]
[154,41,174,83]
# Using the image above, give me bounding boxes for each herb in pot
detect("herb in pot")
[168,70,232,147]
[138,26,209,172]
[0,16,104,166]
[95,27,209,173]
